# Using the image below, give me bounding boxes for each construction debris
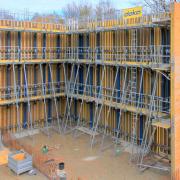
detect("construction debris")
[56,162,67,180]
[28,169,37,176]
[41,145,49,154]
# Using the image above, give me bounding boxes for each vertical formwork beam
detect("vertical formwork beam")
[79,66,84,94]
[57,34,60,59]
[34,65,37,96]
[56,64,61,93]
[139,115,143,145]
[33,33,37,59]
[18,32,21,60]
[42,33,46,59]
[6,31,11,60]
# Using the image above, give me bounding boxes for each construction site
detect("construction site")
[0,1,179,179]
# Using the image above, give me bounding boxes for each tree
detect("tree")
[62,0,116,20]
[143,0,179,13]
[95,0,116,20]
[62,0,93,20]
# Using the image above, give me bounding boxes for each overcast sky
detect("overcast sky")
[0,0,141,13]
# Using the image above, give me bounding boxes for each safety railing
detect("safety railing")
[0,46,170,65]
[0,81,65,102]
[68,82,170,114]
[0,9,170,33]
[66,12,170,31]
[0,80,170,114]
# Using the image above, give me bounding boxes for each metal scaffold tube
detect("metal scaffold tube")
[90,65,106,148]
[100,65,120,151]
[65,64,80,130]
[73,64,90,138]
[48,63,61,133]
[138,72,158,169]
[62,62,69,126]
[113,66,128,153]
[39,63,49,136]
[12,64,21,132]
[23,63,33,131]
[63,63,80,133]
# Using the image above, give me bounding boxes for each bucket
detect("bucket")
[59,162,65,170]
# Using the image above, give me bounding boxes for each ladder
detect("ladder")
[125,67,137,105]
[130,67,138,137]
[131,29,137,63]
[132,29,137,43]
[130,68,144,161]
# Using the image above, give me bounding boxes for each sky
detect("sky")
[0,0,141,14]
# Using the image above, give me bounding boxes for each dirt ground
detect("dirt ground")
[0,131,170,180]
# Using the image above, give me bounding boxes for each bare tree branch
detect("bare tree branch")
[143,0,180,13]
[62,0,92,20]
